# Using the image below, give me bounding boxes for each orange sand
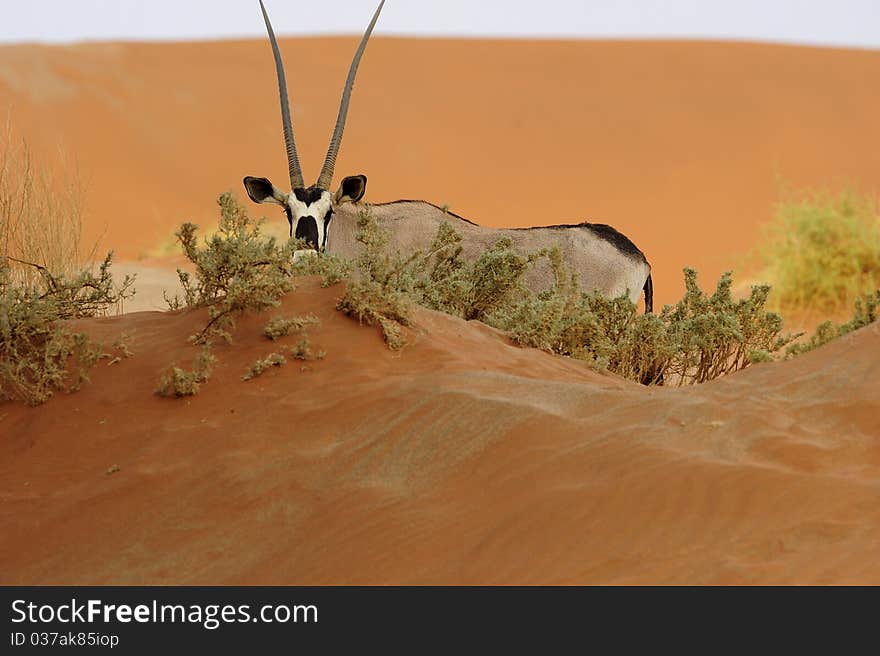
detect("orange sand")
[1,278,878,584]
[2,38,879,305]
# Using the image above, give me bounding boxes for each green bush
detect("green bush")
[242,352,286,381]
[335,208,415,349]
[159,198,867,390]
[290,336,325,361]
[155,346,217,397]
[0,254,134,405]
[653,270,796,384]
[337,209,542,348]
[786,290,879,357]
[160,193,307,396]
[1,127,135,404]
[336,207,796,385]
[291,251,351,286]
[263,314,320,341]
[491,261,795,385]
[168,192,298,344]
[412,222,539,322]
[753,188,880,315]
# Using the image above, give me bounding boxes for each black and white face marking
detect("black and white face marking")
[287,186,334,257]
[243,175,367,260]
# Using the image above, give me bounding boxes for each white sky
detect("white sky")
[1,0,879,49]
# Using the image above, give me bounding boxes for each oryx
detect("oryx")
[243,0,654,312]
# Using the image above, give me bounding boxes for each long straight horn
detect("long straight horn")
[316,0,385,190]
[259,0,305,189]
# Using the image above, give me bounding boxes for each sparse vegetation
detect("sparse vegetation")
[263,314,320,341]
[752,187,880,315]
[169,192,298,344]
[291,251,351,286]
[0,128,135,405]
[335,208,415,349]
[334,206,797,385]
[485,261,796,385]
[12,176,871,403]
[412,222,540,322]
[155,346,217,397]
[242,352,287,381]
[112,332,134,359]
[0,256,134,404]
[105,332,135,366]
[290,336,325,361]
[161,194,337,395]
[786,290,879,357]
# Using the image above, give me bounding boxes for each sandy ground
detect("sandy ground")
[0,278,878,585]
[2,38,879,307]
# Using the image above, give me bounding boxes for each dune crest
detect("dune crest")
[1,278,878,584]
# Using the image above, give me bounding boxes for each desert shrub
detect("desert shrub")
[0,255,134,404]
[263,314,320,341]
[290,336,325,361]
[493,267,672,383]
[155,346,217,397]
[336,209,540,348]
[412,222,538,321]
[112,332,134,359]
[163,201,799,387]
[253,201,867,384]
[160,193,298,396]
[0,131,135,404]
[481,248,590,355]
[104,332,135,367]
[337,208,795,384]
[335,208,414,349]
[5,252,135,320]
[291,251,351,286]
[487,254,795,384]
[338,280,409,349]
[655,270,796,384]
[786,290,879,357]
[242,352,286,381]
[752,187,880,315]
[170,192,298,344]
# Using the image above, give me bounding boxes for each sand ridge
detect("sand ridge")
[0,278,878,584]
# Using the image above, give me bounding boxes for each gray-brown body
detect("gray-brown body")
[327,200,653,310]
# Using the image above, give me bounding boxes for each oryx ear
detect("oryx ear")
[243,176,288,206]
[334,174,367,205]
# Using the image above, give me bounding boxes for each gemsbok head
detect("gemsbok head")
[243,0,383,257]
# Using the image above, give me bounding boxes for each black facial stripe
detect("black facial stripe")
[293,186,325,206]
[294,216,319,250]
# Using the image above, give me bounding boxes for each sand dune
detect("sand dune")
[1,278,878,584]
[2,38,879,305]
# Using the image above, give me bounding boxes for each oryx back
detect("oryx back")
[329,200,653,310]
